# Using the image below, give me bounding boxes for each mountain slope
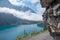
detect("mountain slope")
[0,13,41,25]
[0,0,41,25]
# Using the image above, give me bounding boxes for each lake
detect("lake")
[0,24,43,40]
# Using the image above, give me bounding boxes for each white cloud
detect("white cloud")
[36,3,46,14]
[4,0,45,21]
[8,0,45,13]
[8,0,25,6]
[0,7,43,21]
[28,0,39,3]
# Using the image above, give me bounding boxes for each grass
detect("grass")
[16,34,29,40]
[16,23,48,40]
[23,33,29,38]
[16,29,47,40]
[16,30,29,40]
[31,29,47,35]
[16,36,23,40]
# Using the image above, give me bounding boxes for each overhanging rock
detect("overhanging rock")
[40,0,54,8]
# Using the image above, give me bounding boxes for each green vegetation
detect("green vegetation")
[17,22,47,40]
[16,36,23,40]
[31,30,47,35]
[16,30,29,40]
[37,22,47,30]
[37,23,44,27]
[23,30,29,38]
[16,29,47,40]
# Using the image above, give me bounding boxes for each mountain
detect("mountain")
[0,13,41,25]
[0,0,41,25]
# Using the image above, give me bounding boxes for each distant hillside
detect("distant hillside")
[0,0,42,25]
[37,21,44,27]
[0,13,42,25]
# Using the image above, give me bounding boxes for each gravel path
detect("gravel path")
[22,31,54,40]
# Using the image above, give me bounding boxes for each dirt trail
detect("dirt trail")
[22,31,54,40]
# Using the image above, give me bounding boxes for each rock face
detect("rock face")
[40,0,54,8]
[40,0,60,39]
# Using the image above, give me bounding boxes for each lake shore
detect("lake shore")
[17,30,47,40]
[22,30,47,40]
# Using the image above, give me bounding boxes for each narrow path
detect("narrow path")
[22,31,54,40]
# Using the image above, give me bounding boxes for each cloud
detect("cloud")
[26,0,45,14]
[8,0,45,13]
[36,4,45,13]
[28,0,39,3]
[8,0,25,6]
[0,7,43,21]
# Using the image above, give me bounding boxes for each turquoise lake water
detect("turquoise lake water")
[0,24,43,40]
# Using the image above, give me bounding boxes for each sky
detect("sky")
[0,0,45,21]
[8,0,45,13]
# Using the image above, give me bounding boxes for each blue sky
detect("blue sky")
[0,0,45,21]
[9,0,45,13]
